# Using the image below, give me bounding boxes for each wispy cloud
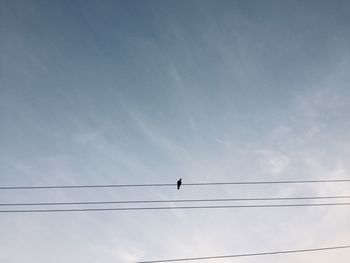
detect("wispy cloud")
[1,1,350,262]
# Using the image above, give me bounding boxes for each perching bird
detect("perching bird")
[177,178,182,190]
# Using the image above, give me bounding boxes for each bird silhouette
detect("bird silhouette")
[177,178,182,190]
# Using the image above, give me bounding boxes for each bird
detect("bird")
[177,178,182,190]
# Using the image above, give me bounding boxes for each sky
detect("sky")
[1,0,350,262]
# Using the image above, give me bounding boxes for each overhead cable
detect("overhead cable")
[1,178,350,190]
[137,245,350,262]
[1,202,350,213]
[1,195,350,206]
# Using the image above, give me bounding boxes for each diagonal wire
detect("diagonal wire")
[137,245,350,262]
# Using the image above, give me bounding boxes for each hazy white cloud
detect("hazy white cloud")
[256,150,290,176]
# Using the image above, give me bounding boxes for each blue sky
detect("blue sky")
[1,1,350,262]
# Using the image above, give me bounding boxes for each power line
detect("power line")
[137,245,350,262]
[1,195,350,206]
[1,202,350,213]
[1,178,350,190]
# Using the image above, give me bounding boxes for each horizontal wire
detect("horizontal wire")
[1,195,350,206]
[1,179,350,190]
[1,202,350,213]
[137,245,350,262]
